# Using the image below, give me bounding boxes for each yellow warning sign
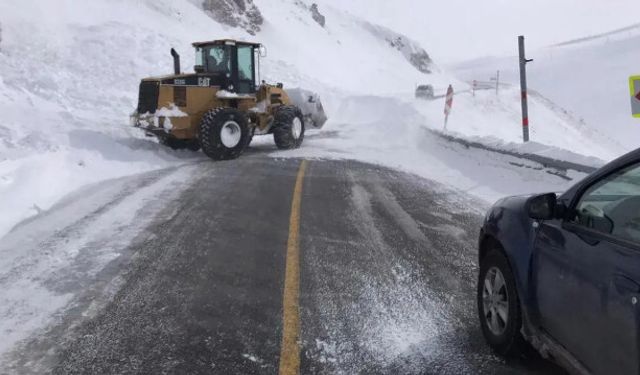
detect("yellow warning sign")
[630,75,640,118]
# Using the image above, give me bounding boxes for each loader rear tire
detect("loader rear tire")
[199,108,250,160]
[273,106,305,150]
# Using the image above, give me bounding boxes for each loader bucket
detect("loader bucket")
[287,88,328,129]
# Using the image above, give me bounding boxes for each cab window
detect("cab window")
[205,45,231,74]
[237,45,255,93]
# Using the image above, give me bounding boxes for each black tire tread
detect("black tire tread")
[199,107,250,160]
[273,105,304,150]
[477,248,528,357]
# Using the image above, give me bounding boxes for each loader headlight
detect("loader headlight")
[228,84,234,91]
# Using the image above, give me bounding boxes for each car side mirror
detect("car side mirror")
[526,193,558,220]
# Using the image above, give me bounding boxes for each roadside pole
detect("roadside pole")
[518,36,533,142]
[472,80,477,97]
[489,71,500,96]
[444,84,454,130]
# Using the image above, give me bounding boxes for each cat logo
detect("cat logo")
[198,77,211,87]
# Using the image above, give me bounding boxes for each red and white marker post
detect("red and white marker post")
[444,84,454,130]
[518,36,533,142]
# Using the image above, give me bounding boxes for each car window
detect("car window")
[572,162,640,244]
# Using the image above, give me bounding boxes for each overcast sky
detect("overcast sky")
[320,0,640,63]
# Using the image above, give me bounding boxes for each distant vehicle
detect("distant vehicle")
[477,148,640,375]
[415,84,434,100]
[130,39,327,160]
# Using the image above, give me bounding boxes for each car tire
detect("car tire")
[199,108,250,160]
[477,248,527,357]
[273,105,304,149]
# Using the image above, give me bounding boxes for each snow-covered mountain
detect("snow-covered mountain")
[0,0,631,241]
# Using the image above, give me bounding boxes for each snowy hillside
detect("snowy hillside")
[0,0,443,239]
[0,0,629,241]
[452,24,640,154]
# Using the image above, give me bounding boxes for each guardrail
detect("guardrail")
[427,128,598,176]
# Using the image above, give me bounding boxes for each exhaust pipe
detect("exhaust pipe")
[171,48,181,75]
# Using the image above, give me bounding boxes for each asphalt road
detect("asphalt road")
[5,157,565,374]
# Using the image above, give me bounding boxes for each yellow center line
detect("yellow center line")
[279,160,308,375]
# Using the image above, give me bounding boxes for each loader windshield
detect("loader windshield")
[196,45,232,75]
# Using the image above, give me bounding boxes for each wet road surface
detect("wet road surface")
[4,157,565,374]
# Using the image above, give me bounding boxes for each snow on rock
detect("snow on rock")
[200,0,264,35]
[310,3,326,27]
[361,22,433,74]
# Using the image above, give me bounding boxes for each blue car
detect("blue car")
[477,148,640,375]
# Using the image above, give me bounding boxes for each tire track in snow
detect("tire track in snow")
[0,164,198,373]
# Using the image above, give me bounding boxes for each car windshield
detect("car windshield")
[575,163,640,240]
[580,163,640,205]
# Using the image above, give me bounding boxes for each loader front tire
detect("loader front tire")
[273,106,305,149]
[199,108,250,160]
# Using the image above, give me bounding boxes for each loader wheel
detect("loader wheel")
[199,108,250,160]
[273,105,305,149]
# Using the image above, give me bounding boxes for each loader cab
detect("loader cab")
[193,39,260,94]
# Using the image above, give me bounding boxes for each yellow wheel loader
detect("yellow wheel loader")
[130,39,327,160]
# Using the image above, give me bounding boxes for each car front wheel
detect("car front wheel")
[477,249,527,356]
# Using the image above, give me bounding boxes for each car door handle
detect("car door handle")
[614,274,640,294]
